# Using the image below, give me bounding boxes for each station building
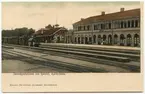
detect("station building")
[70,8,140,47]
[34,24,68,43]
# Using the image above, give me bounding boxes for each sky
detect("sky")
[2,2,141,30]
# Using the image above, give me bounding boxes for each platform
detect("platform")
[40,43,140,51]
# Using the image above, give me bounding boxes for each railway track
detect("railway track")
[2,44,140,72]
[40,43,140,54]
[3,48,108,72]
[39,45,140,61]
[2,44,132,62]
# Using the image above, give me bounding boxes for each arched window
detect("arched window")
[103,35,106,41]
[81,36,84,44]
[85,37,88,44]
[127,34,132,46]
[78,37,80,44]
[120,34,125,46]
[134,34,140,47]
[108,35,112,45]
[114,34,118,44]
[89,37,92,44]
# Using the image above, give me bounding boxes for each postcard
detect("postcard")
[1,1,143,92]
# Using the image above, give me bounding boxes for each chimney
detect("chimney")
[101,11,105,16]
[120,8,125,12]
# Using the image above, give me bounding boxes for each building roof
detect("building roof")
[35,27,68,37]
[73,8,140,25]
[44,27,61,35]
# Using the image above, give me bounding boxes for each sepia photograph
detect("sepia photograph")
[2,2,141,73]
[1,1,143,92]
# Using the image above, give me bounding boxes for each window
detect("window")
[108,35,112,44]
[94,25,98,30]
[89,37,92,44]
[109,23,111,29]
[87,25,90,30]
[78,26,80,31]
[78,26,83,31]
[103,24,105,29]
[101,24,103,29]
[101,24,105,29]
[121,21,123,28]
[85,37,88,44]
[98,35,101,45]
[80,26,82,31]
[127,34,132,46]
[131,20,134,27]
[128,21,130,28]
[83,26,86,30]
[134,34,140,47]
[93,35,96,43]
[106,23,108,29]
[81,37,84,44]
[120,34,125,46]
[124,22,127,28]
[78,37,80,44]
[114,34,118,44]
[135,20,138,27]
